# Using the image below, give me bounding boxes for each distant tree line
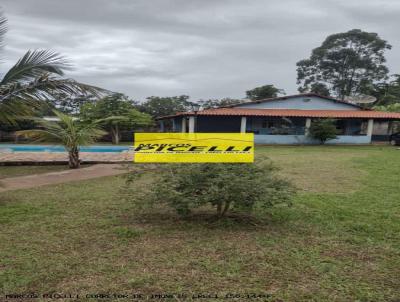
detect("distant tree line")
[1,84,288,141]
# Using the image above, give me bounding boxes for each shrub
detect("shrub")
[308,119,338,144]
[126,157,295,218]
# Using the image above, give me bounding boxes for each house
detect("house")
[157,93,400,144]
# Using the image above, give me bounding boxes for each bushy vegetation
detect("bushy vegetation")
[374,103,400,113]
[308,119,338,144]
[127,157,295,218]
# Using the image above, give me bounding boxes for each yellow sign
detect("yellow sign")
[134,133,254,163]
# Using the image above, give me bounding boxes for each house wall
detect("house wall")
[371,120,397,141]
[373,120,391,135]
[236,96,360,111]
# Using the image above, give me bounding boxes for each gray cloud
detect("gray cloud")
[1,0,400,101]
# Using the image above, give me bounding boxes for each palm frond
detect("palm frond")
[1,49,70,85]
[0,11,109,125]
[16,110,107,149]
[0,11,7,48]
[16,128,64,143]
[0,99,39,125]
[0,74,108,103]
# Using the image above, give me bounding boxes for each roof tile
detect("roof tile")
[164,108,400,119]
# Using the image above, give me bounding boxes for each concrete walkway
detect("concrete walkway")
[0,164,127,192]
[0,151,134,164]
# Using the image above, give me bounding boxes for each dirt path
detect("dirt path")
[0,164,127,192]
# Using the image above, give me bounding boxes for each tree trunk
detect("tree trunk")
[217,203,222,217]
[111,125,120,145]
[221,201,231,217]
[68,148,80,169]
[216,201,231,218]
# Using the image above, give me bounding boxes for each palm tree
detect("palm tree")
[0,11,105,125]
[17,111,107,169]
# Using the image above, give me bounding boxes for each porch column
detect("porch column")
[240,116,247,133]
[305,118,312,135]
[159,120,165,132]
[181,117,187,133]
[172,119,176,132]
[367,119,374,136]
[188,116,195,133]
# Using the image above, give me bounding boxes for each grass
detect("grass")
[1,146,399,301]
[0,165,69,179]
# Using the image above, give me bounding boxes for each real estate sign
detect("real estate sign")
[134,133,254,163]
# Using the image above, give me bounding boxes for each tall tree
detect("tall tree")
[246,85,285,101]
[0,12,105,125]
[137,95,194,118]
[297,29,392,99]
[80,93,152,144]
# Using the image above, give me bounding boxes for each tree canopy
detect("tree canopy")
[297,29,392,99]
[48,93,98,115]
[308,83,331,97]
[369,74,400,106]
[80,93,152,144]
[137,95,194,118]
[246,84,285,101]
[199,98,244,109]
[374,103,400,113]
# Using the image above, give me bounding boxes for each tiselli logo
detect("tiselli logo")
[134,133,254,163]
[134,143,252,153]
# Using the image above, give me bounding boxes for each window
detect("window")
[261,120,274,128]
[261,120,267,128]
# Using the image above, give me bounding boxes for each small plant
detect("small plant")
[17,110,106,168]
[308,119,338,144]
[127,157,295,219]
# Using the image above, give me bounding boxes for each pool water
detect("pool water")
[0,144,132,153]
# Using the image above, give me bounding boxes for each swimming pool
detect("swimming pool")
[0,144,132,153]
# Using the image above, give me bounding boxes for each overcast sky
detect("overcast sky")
[1,0,400,102]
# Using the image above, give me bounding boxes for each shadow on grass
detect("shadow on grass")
[118,208,288,233]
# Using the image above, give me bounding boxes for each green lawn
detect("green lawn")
[0,165,68,179]
[1,146,399,301]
